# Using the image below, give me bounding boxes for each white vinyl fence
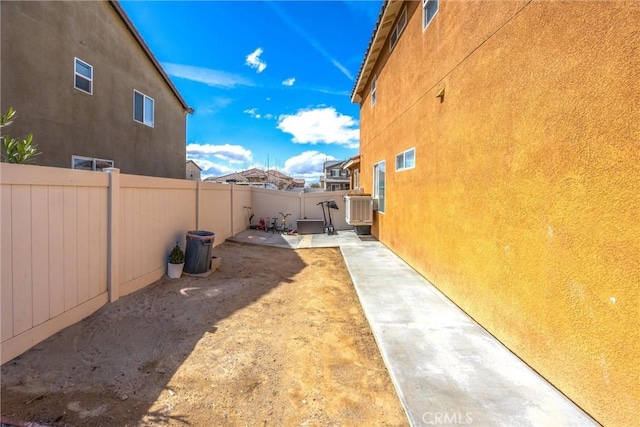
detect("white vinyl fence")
[251,187,349,231]
[0,163,351,362]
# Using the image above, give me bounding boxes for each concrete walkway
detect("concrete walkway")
[228,230,597,426]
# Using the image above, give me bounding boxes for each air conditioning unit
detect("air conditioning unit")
[345,195,373,226]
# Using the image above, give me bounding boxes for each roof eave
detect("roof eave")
[109,0,193,114]
[351,0,404,105]
[343,155,361,170]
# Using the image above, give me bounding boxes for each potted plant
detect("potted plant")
[167,242,185,278]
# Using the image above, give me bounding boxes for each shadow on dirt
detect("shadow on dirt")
[1,241,307,426]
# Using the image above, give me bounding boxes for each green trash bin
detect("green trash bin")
[184,230,215,274]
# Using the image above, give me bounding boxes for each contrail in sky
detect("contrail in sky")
[265,1,354,81]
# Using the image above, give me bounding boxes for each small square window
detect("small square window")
[95,159,114,170]
[72,155,114,171]
[134,90,154,127]
[422,0,439,31]
[74,58,93,94]
[72,156,94,171]
[396,148,416,171]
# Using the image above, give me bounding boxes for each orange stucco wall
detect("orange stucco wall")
[358,1,639,425]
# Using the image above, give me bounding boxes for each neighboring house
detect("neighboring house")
[1,0,192,179]
[319,160,350,191]
[186,160,202,181]
[206,168,303,191]
[342,155,361,191]
[351,1,638,426]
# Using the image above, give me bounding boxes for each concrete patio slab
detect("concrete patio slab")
[227,229,340,249]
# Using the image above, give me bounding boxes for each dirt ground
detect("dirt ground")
[1,241,407,426]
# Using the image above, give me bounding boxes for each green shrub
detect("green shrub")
[1,107,40,164]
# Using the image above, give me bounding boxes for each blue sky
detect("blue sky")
[120,0,382,182]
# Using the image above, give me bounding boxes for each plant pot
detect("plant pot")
[167,262,184,279]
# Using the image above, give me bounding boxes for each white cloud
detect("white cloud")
[283,151,336,178]
[245,48,267,73]
[186,143,253,164]
[282,77,296,86]
[188,158,234,178]
[243,108,263,119]
[243,108,258,118]
[277,107,359,148]
[163,63,253,88]
[244,108,274,120]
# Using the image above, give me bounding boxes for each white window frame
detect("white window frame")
[373,161,386,214]
[331,168,341,177]
[395,148,416,171]
[74,57,93,95]
[422,0,439,31]
[371,75,377,106]
[133,90,155,127]
[353,169,360,189]
[72,155,114,171]
[389,7,407,51]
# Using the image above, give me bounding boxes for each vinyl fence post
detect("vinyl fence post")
[104,168,120,302]
[230,184,235,236]
[196,180,202,230]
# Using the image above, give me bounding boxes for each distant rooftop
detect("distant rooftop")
[205,168,304,190]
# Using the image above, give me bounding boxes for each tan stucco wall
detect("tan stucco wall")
[1,1,187,179]
[358,1,639,425]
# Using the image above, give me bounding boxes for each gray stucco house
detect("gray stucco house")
[1,0,192,179]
